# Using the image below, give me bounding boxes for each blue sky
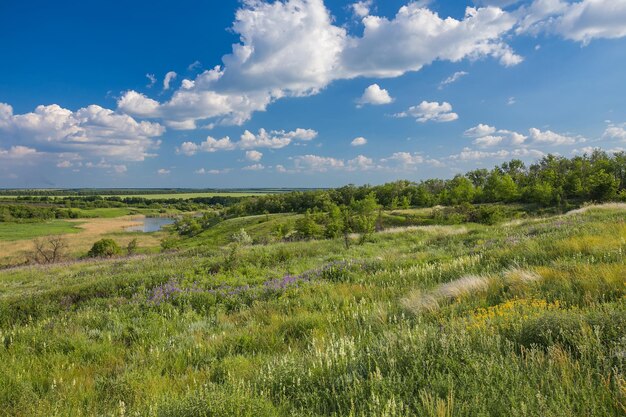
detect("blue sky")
[1,0,625,188]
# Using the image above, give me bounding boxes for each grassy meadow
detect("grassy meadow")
[0,205,624,416]
[0,220,82,242]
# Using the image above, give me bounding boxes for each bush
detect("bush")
[231,228,253,245]
[87,238,122,258]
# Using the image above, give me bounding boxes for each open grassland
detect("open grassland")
[0,220,82,242]
[0,216,165,267]
[0,206,624,416]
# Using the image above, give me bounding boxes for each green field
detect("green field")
[0,191,276,200]
[105,192,269,199]
[0,206,624,416]
[0,220,82,241]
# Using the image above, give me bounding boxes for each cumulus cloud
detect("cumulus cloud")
[117,0,521,128]
[293,154,345,172]
[347,155,376,171]
[157,168,170,175]
[177,128,317,156]
[245,150,263,161]
[351,136,368,146]
[439,71,468,89]
[357,84,393,107]
[195,168,231,175]
[351,0,373,18]
[0,145,40,159]
[464,123,497,137]
[163,71,177,90]
[395,101,459,123]
[603,125,626,141]
[0,103,164,162]
[242,163,265,171]
[516,0,626,45]
[528,127,578,145]
[449,147,544,160]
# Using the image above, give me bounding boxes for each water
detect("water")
[126,217,176,233]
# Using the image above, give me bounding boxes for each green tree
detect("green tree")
[587,170,618,200]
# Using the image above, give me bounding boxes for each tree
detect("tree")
[350,193,380,244]
[295,210,322,240]
[88,239,122,258]
[30,236,68,264]
[587,170,618,200]
[446,175,476,205]
[324,203,344,239]
[485,172,519,203]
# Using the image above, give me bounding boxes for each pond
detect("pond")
[126,217,176,233]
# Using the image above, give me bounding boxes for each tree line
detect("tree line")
[227,151,626,216]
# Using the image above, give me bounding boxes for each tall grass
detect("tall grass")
[0,208,624,416]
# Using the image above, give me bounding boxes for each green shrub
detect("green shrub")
[87,238,122,258]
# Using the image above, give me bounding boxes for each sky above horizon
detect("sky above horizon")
[1,0,625,188]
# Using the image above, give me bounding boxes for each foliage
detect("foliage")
[87,238,122,258]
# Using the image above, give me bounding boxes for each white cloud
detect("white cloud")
[382,151,444,169]
[293,154,345,172]
[178,128,317,155]
[439,71,468,89]
[464,123,497,137]
[275,164,287,173]
[516,0,626,45]
[163,71,177,90]
[357,84,393,106]
[449,147,544,160]
[347,155,375,171]
[603,125,626,141]
[474,135,505,147]
[242,164,265,171]
[117,1,520,128]
[351,0,373,18]
[395,101,458,123]
[114,165,128,174]
[195,168,231,175]
[146,73,157,88]
[0,145,40,159]
[56,160,73,168]
[198,136,237,152]
[188,61,202,71]
[465,123,529,147]
[157,168,170,175]
[351,136,368,146]
[0,103,164,162]
[245,150,263,161]
[528,127,577,145]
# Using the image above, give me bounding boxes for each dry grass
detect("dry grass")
[379,225,469,236]
[402,269,543,314]
[564,202,626,216]
[402,275,491,314]
[0,216,163,267]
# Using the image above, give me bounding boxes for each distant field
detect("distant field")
[0,220,82,241]
[0,192,267,200]
[104,192,268,199]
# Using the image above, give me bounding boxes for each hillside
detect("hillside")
[0,205,624,416]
